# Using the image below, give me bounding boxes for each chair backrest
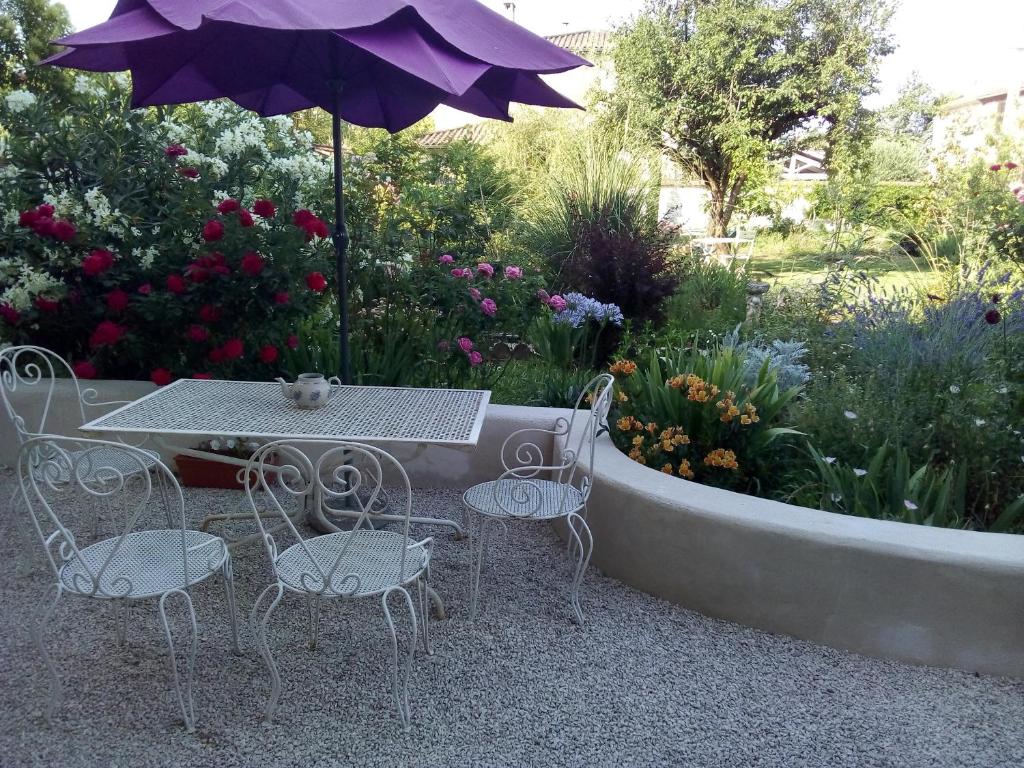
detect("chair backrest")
[499,373,615,509]
[0,345,88,445]
[17,435,192,598]
[244,440,415,597]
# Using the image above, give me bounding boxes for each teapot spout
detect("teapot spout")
[275,377,292,399]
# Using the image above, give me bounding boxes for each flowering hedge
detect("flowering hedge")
[0,78,336,381]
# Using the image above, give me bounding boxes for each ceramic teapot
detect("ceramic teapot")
[276,373,341,409]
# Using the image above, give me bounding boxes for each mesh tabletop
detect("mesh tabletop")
[80,379,490,446]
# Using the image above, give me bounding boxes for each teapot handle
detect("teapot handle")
[327,376,342,398]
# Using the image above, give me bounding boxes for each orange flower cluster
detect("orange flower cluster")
[677,459,695,479]
[716,391,740,423]
[668,373,719,403]
[609,359,637,376]
[658,426,691,452]
[617,415,643,432]
[739,403,759,426]
[704,448,739,470]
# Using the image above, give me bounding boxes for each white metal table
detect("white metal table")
[80,378,490,538]
[690,236,754,268]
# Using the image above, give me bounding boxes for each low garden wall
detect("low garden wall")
[3,379,1022,678]
[569,423,1024,679]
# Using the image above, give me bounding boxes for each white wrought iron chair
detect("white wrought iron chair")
[0,346,164,546]
[245,440,433,731]
[18,435,240,733]
[463,373,615,624]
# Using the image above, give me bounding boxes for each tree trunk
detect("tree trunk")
[706,187,731,237]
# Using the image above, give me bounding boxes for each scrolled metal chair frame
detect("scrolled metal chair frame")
[18,435,240,732]
[463,373,615,624]
[244,440,433,731]
[0,346,163,568]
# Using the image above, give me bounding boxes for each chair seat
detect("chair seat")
[60,529,227,599]
[44,444,160,482]
[275,530,429,597]
[463,479,584,520]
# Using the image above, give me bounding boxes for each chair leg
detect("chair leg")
[381,586,417,732]
[250,583,285,722]
[416,574,433,656]
[7,485,38,578]
[154,470,173,528]
[566,512,594,625]
[31,583,63,721]
[305,593,321,651]
[222,555,242,655]
[158,588,199,732]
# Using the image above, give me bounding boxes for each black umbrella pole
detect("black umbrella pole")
[331,95,352,384]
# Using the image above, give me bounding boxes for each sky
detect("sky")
[58,0,1024,106]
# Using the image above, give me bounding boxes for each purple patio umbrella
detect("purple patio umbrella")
[45,0,589,382]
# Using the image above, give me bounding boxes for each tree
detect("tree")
[604,0,894,236]
[0,0,72,96]
[879,74,943,138]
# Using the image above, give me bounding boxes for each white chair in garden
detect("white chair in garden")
[0,346,164,567]
[18,435,240,733]
[462,373,615,624]
[245,440,434,731]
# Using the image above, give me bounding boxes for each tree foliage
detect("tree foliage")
[604,0,894,235]
[0,0,72,96]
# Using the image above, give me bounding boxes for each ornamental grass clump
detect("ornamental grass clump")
[608,345,802,492]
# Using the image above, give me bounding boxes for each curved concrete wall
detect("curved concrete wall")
[576,428,1024,678]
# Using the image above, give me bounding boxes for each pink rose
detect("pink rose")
[476,262,494,278]
[1005,161,1019,170]
[469,287,482,301]
[457,337,474,353]
[548,294,567,313]
[504,266,523,280]
[480,298,497,316]
[450,267,472,279]
[468,351,483,367]
[536,289,550,304]
[438,254,454,264]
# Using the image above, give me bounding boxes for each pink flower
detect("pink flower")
[192,373,213,379]
[0,303,19,325]
[504,265,523,280]
[438,254,454,264]
[536,289,550,304]
[105,289,129,313]
[253,199,276,218]
[176,167,199,179]
[89,320,126,348]
[73,361,97,379]
[222,338,244,359]
[286,334,300,350]
[1005,161,1019,170]
[51,220,77,241]
[238,208,254,227]
[469,287,482,301]
[468,351,483,367]
[548,294,567,313]
[150,368,173,386]
[450,268,472,279]
[240,250,265,276]
[217,198,240,214]
[990,163,1004,171]
[34,296,60,312]
[81,249,115,276]
[164,144,188,157]
[137,283,152,295]
[198,304,222,323]
[273,291,290,305]
[306,272,327,292]
[201,219,224,242]
[457,337,474,353]
[476,262,494,278]
[186,324,209,343]
[480,298,497,316]
[166,274,187,294]
[259,344,279,364]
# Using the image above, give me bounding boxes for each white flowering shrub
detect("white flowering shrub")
[0,75,334,382]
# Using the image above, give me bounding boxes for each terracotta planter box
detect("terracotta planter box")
[175,453,256,490]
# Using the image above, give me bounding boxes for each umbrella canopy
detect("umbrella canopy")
[45,0,589,382]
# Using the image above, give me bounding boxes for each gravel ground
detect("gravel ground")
[1,480,1022,768]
